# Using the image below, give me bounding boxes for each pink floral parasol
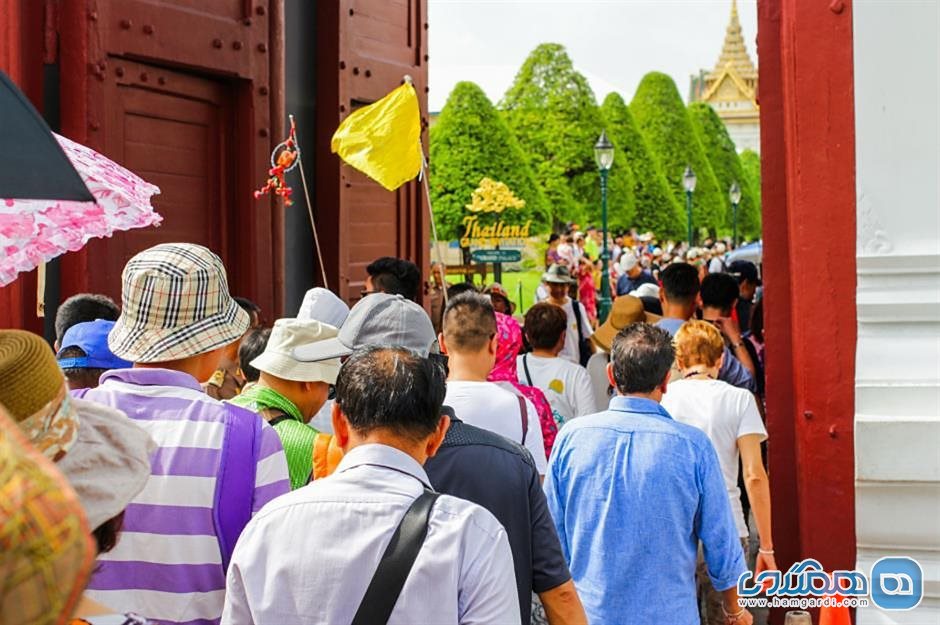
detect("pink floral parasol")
[0,134,161,286]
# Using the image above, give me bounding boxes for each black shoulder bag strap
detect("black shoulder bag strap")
[572,299,589,366]
[522,353,534,387]
[351,489,440,625]
[516,394,529,445]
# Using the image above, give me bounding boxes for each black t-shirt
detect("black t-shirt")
[425,413,571,623]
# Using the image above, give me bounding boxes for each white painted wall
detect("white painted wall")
[853,1,940,623]
[727,122,760,154]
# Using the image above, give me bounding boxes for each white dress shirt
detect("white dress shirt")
[222,443,521,625]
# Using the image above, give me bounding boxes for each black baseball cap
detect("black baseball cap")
[727,260,762,286]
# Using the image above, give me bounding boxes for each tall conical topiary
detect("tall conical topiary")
[630,72,724,239]
[500,43,634,229]
[688,102,761,239]
[601,93,684,239]
[429,81,548,242]
[739,148,762,240]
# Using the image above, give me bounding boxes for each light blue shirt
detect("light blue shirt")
[544,396,745,625]
[656,317,756,392]
[222,443,520,625]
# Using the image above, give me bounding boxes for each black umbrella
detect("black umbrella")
[0,70,93,201]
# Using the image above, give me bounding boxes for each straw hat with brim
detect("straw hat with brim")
[58,398,156,529]
[542,264,575,284]
[250,318,341,383]
[108,243,250,363]
[0,330,80,460]
[592,296,661,352]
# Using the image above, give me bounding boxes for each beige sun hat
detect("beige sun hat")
[58,399,155,529]
[250,318,341,383]
[108,243,250,363]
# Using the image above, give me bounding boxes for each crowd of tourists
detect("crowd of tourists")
[0,235,771,625]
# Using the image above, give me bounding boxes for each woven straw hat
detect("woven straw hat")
[108,243,250,363]
[0,330,79,460]
[591,296,660,352]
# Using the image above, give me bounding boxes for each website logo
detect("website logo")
[870,557,923,611]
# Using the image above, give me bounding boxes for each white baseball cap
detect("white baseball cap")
[619,252,639,272]
[297,287,350,329]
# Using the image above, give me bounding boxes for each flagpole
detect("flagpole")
[420,151,448,306]
[291,115,329,289]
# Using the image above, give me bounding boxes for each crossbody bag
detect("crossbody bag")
[350,489,441,625]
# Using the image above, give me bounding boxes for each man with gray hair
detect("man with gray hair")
[543,323,750,625]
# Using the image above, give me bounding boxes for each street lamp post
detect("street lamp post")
[594,131,615,323]
[729,181,742,248]
[683,165,697,247]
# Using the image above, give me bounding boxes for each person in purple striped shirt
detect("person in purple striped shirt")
[78,243,291,625]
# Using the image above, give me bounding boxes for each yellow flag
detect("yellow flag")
[330,82,422,191]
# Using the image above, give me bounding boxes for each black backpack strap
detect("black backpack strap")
[522,353,534,387]
[351,489,440,625]
[573,298,584,344]
[266,413,291,428]
[516,394,529,445]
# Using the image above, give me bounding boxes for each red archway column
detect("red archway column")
[0,0,45,333]
[758,0,858,608]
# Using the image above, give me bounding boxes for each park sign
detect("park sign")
[471,249,522,263]
[458,177,533,248]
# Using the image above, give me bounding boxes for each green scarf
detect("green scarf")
[230,385,316,489]
[234,384,305,421]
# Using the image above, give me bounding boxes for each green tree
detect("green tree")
[500,43,634,230]
[600,93,684,239]
[687,102,761,239]
[429,81,548,242]
[630,72,724,238]
[739,148,762,239]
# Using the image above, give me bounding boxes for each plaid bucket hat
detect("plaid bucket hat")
[108,243,250,363]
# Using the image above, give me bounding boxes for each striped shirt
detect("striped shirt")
[80,368,291,625]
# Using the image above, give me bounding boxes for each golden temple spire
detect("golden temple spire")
[712,0,757,79]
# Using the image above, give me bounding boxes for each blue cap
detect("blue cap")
[57,319,132,370]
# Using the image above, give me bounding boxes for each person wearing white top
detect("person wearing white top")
[542,264,593,365]
[222,346,520,625]
[440,293,547,474]
[660,320,776,625]
[517,303,597,427]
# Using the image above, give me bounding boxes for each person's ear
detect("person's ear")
[331,403,351,452]
[659,289,667,306]
[489,333,499,355]
[659,369,672,395]
[555,330,566,352]
[606,361,617,391]
[438,333,448,355]
[425,413,451,459]
[716,351,725,371]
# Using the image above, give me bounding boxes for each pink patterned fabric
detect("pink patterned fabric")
[488,312,558,458]
[0,133,161,286]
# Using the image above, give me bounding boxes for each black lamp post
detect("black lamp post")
[729,181,742,248]
[683,165,697,246]
[594,131,614,323]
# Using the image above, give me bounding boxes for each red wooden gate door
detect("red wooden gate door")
[79,59,233,299]
[57,0,282,315]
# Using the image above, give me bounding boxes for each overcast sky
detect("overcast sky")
[428,0,758,112]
